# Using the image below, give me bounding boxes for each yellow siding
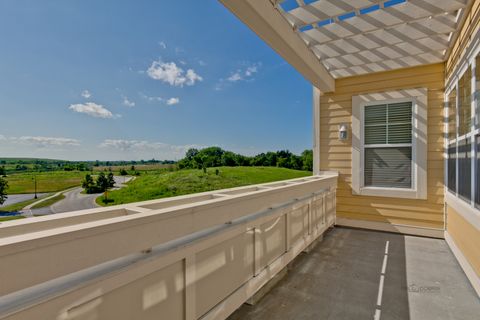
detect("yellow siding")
[320,63,445,229]
[447,206,480,278]
[444,2,480,282]
[446,0,480,80]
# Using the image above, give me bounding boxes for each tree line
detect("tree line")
[177,147,313,171]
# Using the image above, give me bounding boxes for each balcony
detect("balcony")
[0,173,338,319]
[1,171,478,320]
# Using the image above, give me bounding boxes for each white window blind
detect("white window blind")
[364,102,413,189]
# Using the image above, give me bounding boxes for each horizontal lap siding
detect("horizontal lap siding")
[447,206,480,278]
[446,1,480,81]
[445,2,480,281]
[320,63,445,229]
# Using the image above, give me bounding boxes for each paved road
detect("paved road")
[28,176,133,216]
[0,193,48,208]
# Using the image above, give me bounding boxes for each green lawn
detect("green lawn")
[0,215,25,222]
[98,166,311,206]
[4,171,85,194]
[31,193,66,209]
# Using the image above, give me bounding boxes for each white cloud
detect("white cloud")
[81,90,91,99]
[99,139,202,158]
[0,135,6,141]
[13,136,80,147]
[69,102,118,119]
[159,41,167,49]
[146,60,203,87]
[245,65,258,76]
[140,93,163,102]
[227,63,259,82]
[141,93,181,106]
[122,96,135,107]
[227,72,243,82]
[100,139,157,151]
[166,97,180,105]
[198,60,207,66]
[216,62,261,90]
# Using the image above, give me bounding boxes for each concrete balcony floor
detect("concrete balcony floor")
[229,227,480,320]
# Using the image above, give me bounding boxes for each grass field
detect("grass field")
[98,166,311,206]
[31,194,66,209]
[93,164,174,172]
[5,171,85,194]
[0,215,25,222]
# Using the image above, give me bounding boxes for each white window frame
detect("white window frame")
[352,88,427,199]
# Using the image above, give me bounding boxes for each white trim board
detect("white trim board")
[313,86,321,175]
[336,218,445,239]
[445,232,480,298]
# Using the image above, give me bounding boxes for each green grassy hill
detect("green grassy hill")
[98,166,311,206]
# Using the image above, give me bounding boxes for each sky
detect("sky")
[0,0,313,161]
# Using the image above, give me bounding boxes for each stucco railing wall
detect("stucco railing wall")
[0,172,337,320]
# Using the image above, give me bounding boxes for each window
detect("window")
[352,88,427,199]
[363,102,412,188]
[446,53,478,212]
[458,138,471,201]
[444,29,480,230]
[476,55,480,128]
[448,89,457,193]
[476,135,480,208]
[459,67,471,136]
[448,143,457,192]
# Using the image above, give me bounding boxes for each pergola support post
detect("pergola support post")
[313,86,321,175]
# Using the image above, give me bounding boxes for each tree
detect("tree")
[0,177,8,205]
[120,169,128,176]
[96,172,110,192]
[107,172,116,188]
[0,166,6,177]
[221,152,237,166]
[301,150,313,171]
[82,174,94,190]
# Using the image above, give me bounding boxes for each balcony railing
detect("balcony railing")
[0,171,337,320]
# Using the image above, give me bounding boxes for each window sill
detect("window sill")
[353,186,426,200]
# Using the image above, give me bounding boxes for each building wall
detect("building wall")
[444,0,480,291]
[320,63,445,231]
[447,205,480,279]
[446,1,480,81]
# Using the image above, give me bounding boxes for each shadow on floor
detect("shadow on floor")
[228,227,480,320]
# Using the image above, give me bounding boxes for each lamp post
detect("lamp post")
[33,175,37,199]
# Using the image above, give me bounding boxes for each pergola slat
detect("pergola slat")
[311,34,449,59]
[285,0,467,28]
[275,0,472,78]
[302,12,457,46]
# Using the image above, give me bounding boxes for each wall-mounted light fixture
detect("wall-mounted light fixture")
[339,124,348,141]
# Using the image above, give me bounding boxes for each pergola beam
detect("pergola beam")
[219,0,335,92]
[329,55,444,78]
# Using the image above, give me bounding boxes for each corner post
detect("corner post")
[313,86,321,175]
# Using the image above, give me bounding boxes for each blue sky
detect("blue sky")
[0,1,313,161]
